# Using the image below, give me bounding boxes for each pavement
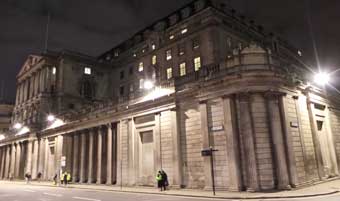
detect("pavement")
[0,179,340,200]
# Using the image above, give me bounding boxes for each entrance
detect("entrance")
[139,131,154,186]
[315,118,333,177]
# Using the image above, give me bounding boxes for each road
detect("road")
[0,183,340,201]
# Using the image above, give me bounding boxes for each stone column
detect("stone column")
[15,85,20,105]
[171,109,182,188]
[0,147,4,179]
[72,134,80,183]
[26,140,33,174]
[43,138,49,180]
[10,143,16,178]
[222,95,242,191]
[199,101,212,190]
[238,94,259,191]
[38,139,45,177]
[106,124,113,185]
[79,132,86,183]
[88,129,94,184]
[5,145,11,178]
[31,140,39,179]
[266,92,291,190]
[96,127,103,184]
[112,124,117,184]
[15,142,22,178]
[155,114,162,171]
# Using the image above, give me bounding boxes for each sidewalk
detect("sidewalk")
[1,179,340,199]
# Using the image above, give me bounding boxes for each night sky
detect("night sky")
[1,0,340,103]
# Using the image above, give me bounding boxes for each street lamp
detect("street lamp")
[47,114,56,122]
[13,123,22,130]
[314,72,330,86]
[143,80,154,90]
[0,135,5,141]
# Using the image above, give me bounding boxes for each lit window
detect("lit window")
[139,79,144,89]
[114,51,119,57]
[166,49,172,60]
[133,53,137,57]
[151,44,156,50]
[169,35,175,40]
[130,84,134,92]
[52,67,56,75]
[194,57,201,71]
[142,49,146,53]
[166,68,173,79]
[179,44,185,56]
[138,62,144,72]
[298,50,302,56]
[179,62,186,76]
[84,67,92,75]
[152,55,157,65]
[181,28,188,34]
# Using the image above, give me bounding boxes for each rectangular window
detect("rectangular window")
[119,86,124,96]
[179,62,186,76]
[52,67,57,75]
[166,49,172,60]
[152,55,157,65]
[138,62,144,72]
[139,79,144,89]
[151,44,156,50]
[84,67,91,75]
[166,68,173,79]
[130,84,134,92]
[169,35,175,40]
[193,38,200,49]
[178,44,185,56]
[120,71,124,80]
[194,57,201,71]
[129,67,133,75]
[181,28,188,34]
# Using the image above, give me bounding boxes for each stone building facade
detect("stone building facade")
[0,0,340,191]
[0,103,13,136]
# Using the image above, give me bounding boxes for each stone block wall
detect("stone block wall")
[160,111,174,184]
[329,108,340,173]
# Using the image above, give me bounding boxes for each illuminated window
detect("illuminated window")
[151,44,156,50]
[194,57,201,71]
[166,68,173,79]
[133,53,137,57]
[139,79,144,89]
[84,67,92,75]
[52,67,56,75]
[130,84,134,92]
[169,35,175,40]
[193,38,200,49]
[298,50,302,56]
[179,62,186,76]
[138,62,144,72]
[114,51,119,57]
[166,49,172,60]
[152,55,157,65]
[181,28,188,34]
[179,44,185,56]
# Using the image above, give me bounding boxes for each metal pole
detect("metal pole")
[210,147,216,196]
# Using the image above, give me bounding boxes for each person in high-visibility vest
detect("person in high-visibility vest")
[67,172,71,184]
[60,172,64,185]
[156,171,163,191]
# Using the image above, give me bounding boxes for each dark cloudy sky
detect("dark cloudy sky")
[1,0,339,102]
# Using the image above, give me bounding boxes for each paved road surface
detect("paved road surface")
[0,183,340,201]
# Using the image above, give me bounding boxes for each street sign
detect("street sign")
[201,149,212,156]
[201,147,218,196]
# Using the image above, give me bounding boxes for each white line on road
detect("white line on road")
[0,194,14,197]
[72,196,101,201]
[24,189,36,192]
[43,192,63,197]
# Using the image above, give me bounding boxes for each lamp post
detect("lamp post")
[314,72,330,86]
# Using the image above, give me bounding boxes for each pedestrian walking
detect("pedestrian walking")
[156,171,163,191]
[161,170,169,191]
[37,172,42,182]
[60,172,64,185]
[63,171,68,186]
[25,173,31,184]
[53,174,58,185]
[67,172,71,184]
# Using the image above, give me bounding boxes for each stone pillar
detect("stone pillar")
[15,142,22,178]
[43,138,49,180]
[26,140,33,174]
[106,124,113,185]
[31,140,39,179]
[10,143,16,179]
[238,94,259,191]
[79,132,86,183]
[72,134,79,183]
[96,127,103,184]
[155,114,162,171]
[0,147,5,179]
[38,139,45,177]
[171,109,182,188]
[5,145,11,178]
[56,135,63,183]
[15,85,20,105]
[88,129,94,184]
[266,92,291,190]
[199,101,212,190]
[112,124,117,184]
[222,96,242,191]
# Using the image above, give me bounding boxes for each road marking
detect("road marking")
[24,189,36,192]
[43,192,63,197]
[73,196,101,201]
[0,194,14,197]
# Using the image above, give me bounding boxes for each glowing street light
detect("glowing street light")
[47,114,56,122]
[314,72,330,86]
[143,80,154,90]
[13,123,23,130]
[0,135,5,141]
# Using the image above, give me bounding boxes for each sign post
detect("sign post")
[201,147,218,195]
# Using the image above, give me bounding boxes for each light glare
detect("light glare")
[314,72,330,85]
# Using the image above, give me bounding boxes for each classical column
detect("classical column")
[96,127,103,184]
[31,140,39,179]
[88,129,94,184]
[0,147,4,179]
[26,140,33,174]
[15,142,22,178]
[38,139,45,177]
[199,101,212,190]
[5,145,11,178]
[266,92,291,190]
[222,96,242,191]
[15,85,20,105]
[171,109,182,188]
[238,94,259,191]
[10,143,16,178]
[43,138,49,180]
[72,134,80,183]
[112,124,117,184]
[155,114,162,171]
[79,132,86,183]
[106,124,113,185]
